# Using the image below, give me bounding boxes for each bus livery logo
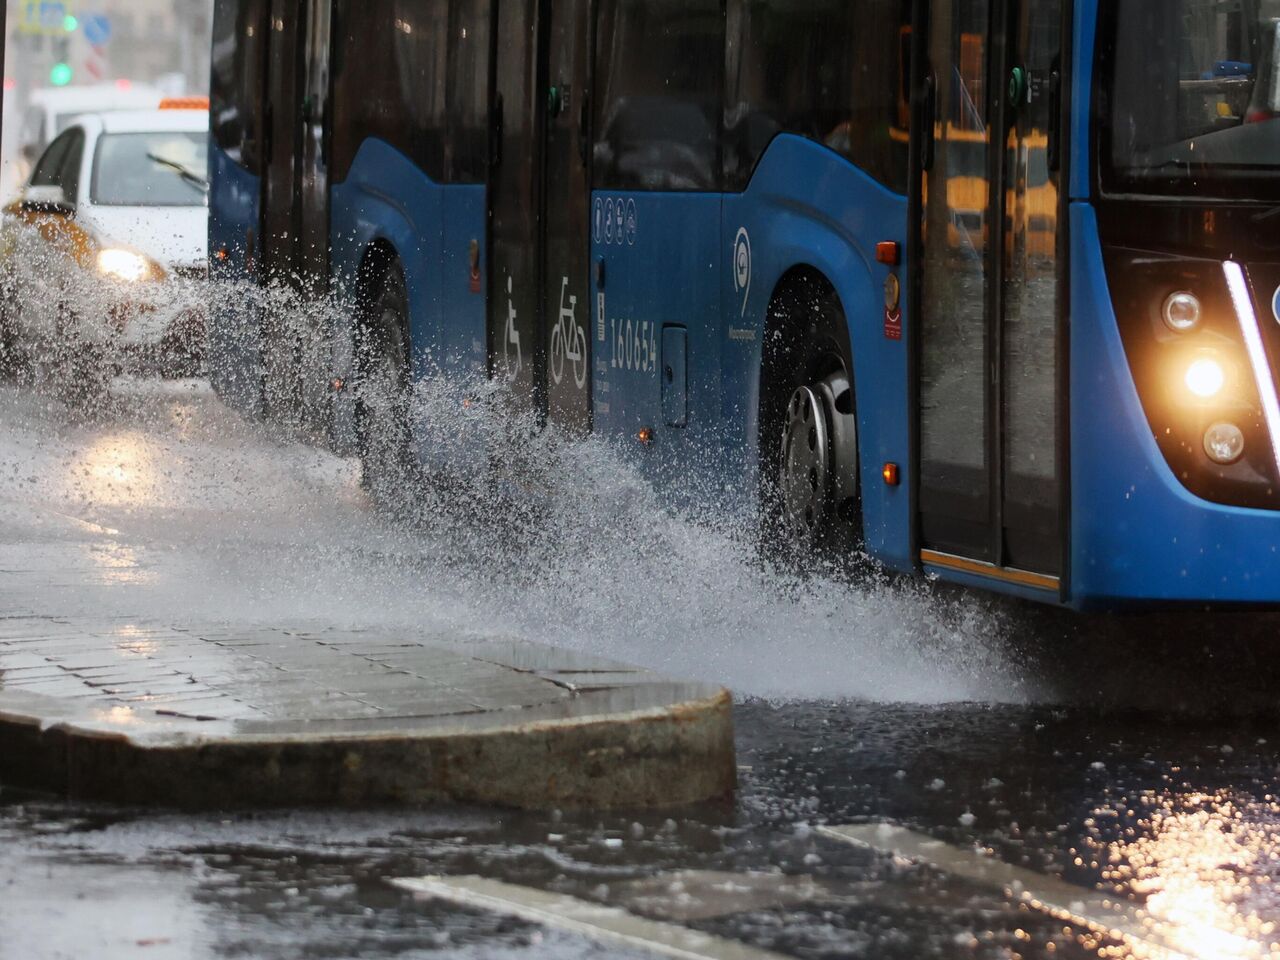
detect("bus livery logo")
[625,200,637,246]
[592,198,603,245]
[733,227,752,317]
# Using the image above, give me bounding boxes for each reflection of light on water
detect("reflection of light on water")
[1102,790,1280,959]
[70,435,161,509]
[112,624,156,657]
[99,705,138,726]
[88,543,155,585]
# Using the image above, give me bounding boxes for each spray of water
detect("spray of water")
[0,241,1037,705]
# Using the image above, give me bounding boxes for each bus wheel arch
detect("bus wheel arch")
[758,266,862,556]
[353,241,415,501]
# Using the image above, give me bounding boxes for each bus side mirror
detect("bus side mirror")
[20,185,74,217]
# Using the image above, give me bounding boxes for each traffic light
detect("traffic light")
[50,62,73,86]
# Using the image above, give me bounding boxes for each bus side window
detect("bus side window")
[445,0,491,185]
[211,0,268,173]
[330,0,448,185]
[592,0,725,192]
[723,0,911,193]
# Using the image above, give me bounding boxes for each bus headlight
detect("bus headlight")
[1163,291,1202,332]
[97,248,152,283]
[1184,356,1225,398]
[1204,422,1245,464]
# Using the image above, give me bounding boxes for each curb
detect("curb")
[0,684,737,809]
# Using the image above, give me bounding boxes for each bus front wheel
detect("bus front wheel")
[759,279,862,561]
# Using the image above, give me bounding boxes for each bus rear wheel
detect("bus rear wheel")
[355,261,415,504]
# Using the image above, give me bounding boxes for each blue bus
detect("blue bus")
[207,0,1280,610]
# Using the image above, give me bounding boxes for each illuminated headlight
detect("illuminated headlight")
[97,249,152,283]
[1184,357,1225,398]
[1162,291,1202,332]
[1203,422,1245,465]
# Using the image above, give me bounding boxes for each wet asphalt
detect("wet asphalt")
[2,380,1280,959]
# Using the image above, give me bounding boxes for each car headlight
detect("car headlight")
[97,248,153,283]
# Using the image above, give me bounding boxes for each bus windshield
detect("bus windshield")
[1102,0,1280,199]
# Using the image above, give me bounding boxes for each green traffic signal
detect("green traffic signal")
[50,63,73,87]
[63,14,78,32]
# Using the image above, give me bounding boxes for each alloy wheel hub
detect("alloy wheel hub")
[780,385,830,539]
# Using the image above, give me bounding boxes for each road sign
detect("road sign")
[82,13,111,47]
[18,1,71,37]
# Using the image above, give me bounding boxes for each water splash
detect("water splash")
[0,259,1034,705]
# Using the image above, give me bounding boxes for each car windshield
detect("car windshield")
[1101,0,1280,199]
[91,131,209,207]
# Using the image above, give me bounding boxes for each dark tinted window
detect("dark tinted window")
[1098,0,1280,200]
[724,0,911,192]
[210,0,268,173]
[57,129,86,201]
[30,130,74,189]
[593,0,725,191]
[445,0,491,183]
[331,0,448,183]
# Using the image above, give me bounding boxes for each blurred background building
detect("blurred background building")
[2,0,213,197]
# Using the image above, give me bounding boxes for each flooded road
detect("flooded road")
[3,380,1280,959]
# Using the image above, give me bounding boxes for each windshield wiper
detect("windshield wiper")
[146,152,209,193]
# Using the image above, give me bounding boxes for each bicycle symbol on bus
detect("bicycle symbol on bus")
[551,276,588,389]
[503,274,522,381]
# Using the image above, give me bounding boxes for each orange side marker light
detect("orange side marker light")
[159,97,210,111]
[883,462,900,487]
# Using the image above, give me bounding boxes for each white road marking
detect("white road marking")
[818,823,1244,960]
[390,875,792,960]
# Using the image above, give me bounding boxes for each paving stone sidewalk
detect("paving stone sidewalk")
[0,618,735,809]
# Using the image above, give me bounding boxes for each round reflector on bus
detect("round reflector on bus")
[1204,423,1245,465]
[1163,291,1202,332]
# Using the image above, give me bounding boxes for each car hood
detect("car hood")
[78,204,208,269]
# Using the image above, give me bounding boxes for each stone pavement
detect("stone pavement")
[0,618,735,809]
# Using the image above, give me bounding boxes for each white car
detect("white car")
[0,105,209,402]
[13,84,165,187]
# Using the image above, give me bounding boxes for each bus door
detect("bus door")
[913,0,1065,584]
[541,0,594,431]
[488,0,548,415]
[488,0,593,429]
[258,0,307,421]
[295,0,335,431]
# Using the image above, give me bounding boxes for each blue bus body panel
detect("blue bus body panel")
[328,138,487,465]
[590,191,724,498]
[439,187,488,374]
[1071,0,1098,201]
[1070,203,1280,607]
[207,143,263,416]
[722,136,913,572]
[589,136,912,569]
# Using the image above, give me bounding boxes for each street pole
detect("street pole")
[0,0,8,156]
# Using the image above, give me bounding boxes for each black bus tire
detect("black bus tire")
[758,275,863,565]
[355,259,416,505]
